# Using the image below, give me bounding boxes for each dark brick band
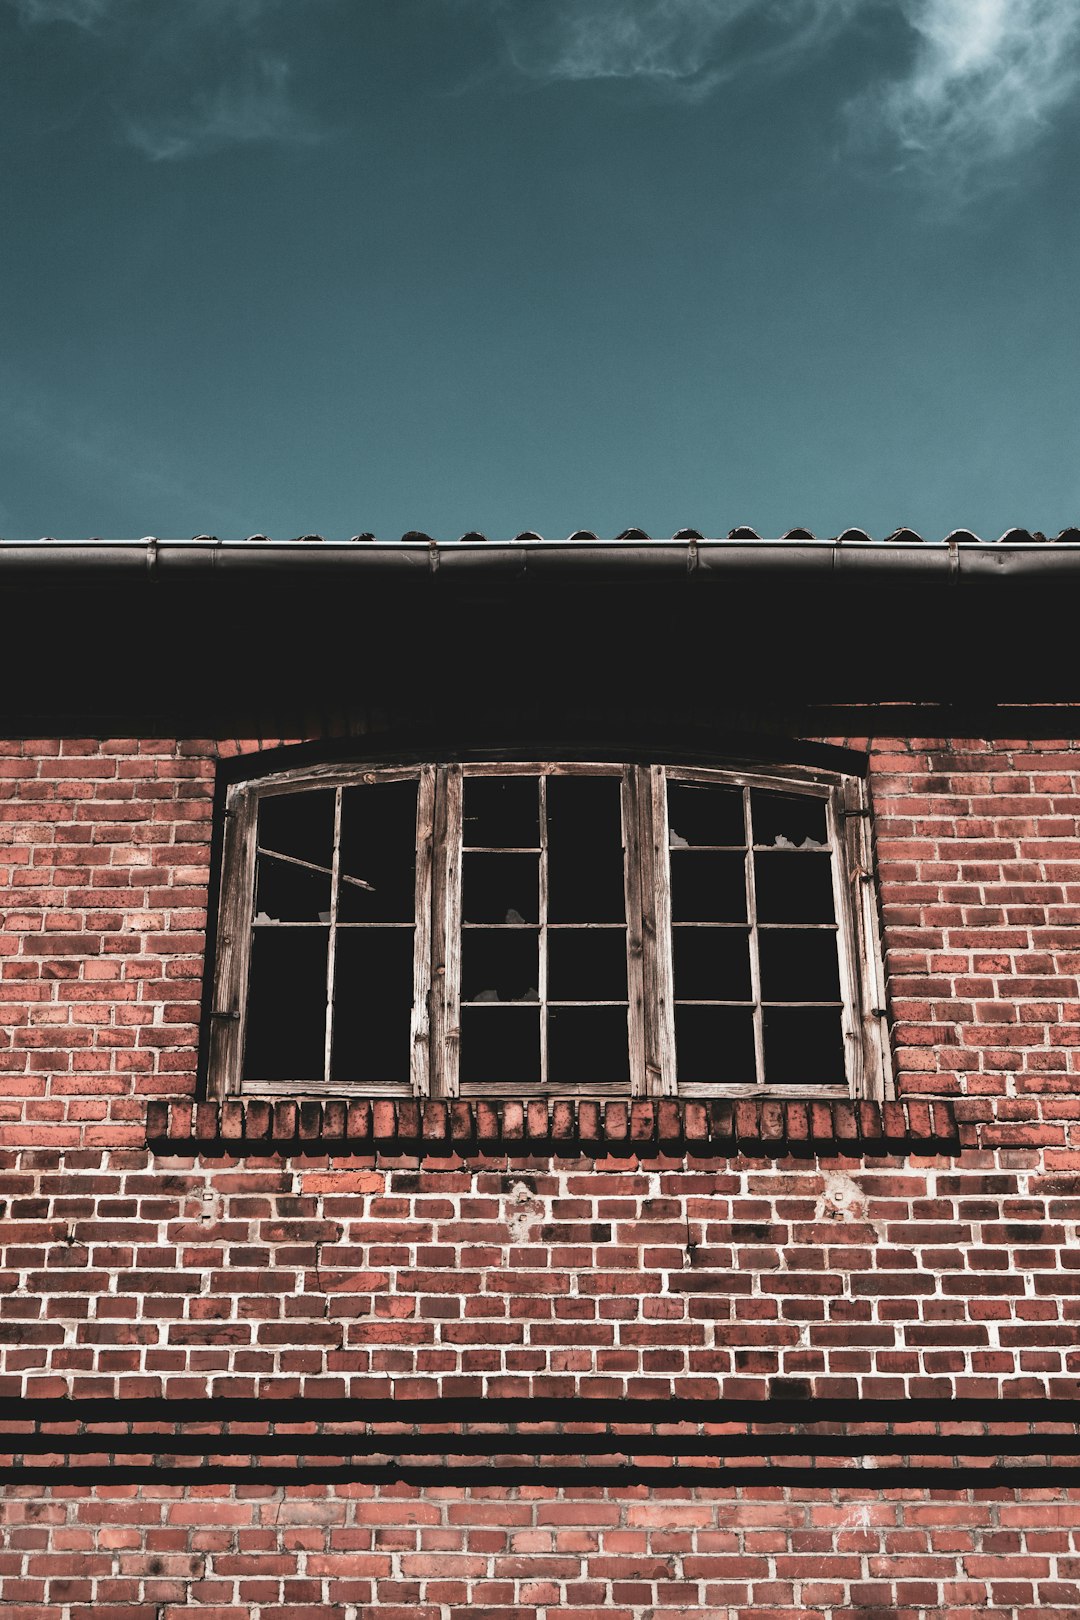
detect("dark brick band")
[146,1095,959,1156]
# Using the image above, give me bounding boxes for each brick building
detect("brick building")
[3,528,1080,1618]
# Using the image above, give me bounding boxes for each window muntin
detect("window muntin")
[209,760,890,1101]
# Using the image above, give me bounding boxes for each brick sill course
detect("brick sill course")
[147,1096,959,1157]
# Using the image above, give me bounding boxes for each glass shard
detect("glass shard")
[255,854,331,923]
[750,789,828,849]
[667,781,745,847]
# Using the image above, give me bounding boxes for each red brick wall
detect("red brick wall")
[2,1486,1078,1617]
[3,732,1080,1614]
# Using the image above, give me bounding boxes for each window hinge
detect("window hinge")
[840,806,872,818]
[211,1009,240,1021]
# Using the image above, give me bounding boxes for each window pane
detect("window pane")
[463,775,540,848]
[548,1006,629,1086]
[331,929,414,1083]
[672,926,752,1002]
[258,789,335,866]
[255,855,330,923]
[667,781,744,847]
[547,775,625,923]
[460,1006,540,1085]
[547,928,628,1002]
[750,788,828,849]
[675,1006,756,1085]
[461,928,540,1003]
[462,852,539,923]
[754,850,836,924]
[338,779,418,923]
[244,929,327,1083]
[763,1006,845,1085]
[670,851,747,923]
[759,929,841,1002]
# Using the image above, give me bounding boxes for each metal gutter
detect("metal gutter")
[0,537,1078,587]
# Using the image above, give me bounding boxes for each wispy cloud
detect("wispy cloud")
[3,0,322,160]
[482,0,1080,179]
[487,0,860,99]
[869,0,1080,176]
[9,0,110,23]
[125,53,316,163]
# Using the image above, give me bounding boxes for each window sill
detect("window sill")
[146,1096,958,1157]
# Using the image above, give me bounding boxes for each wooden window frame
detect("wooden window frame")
[207,758,892,1102]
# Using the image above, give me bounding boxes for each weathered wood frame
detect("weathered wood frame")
[208,758,892,1102]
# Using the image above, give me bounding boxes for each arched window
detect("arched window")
[206,760,891,1100]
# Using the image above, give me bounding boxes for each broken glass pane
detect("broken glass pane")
[243,929,328,1083]
[674,1005,756,1085]
[255,855,331,923]
[547,928,628,1003]
[462,853,539,924]
[754,851,836,924]
[338,779,418,923]
[667,781,745,847]
[670,851,747,923]
[461,928,540,1003]
[258,789,335,867]
[672,926,752,1002]
[763,1005,845,1085]
[750,789,828,849]
[759,929,841,1003]
[463,775,540,848]
[548,1005,629,1085]
[331,928,414,1083]
[547,775,625,923]
[460,1005,540,1085]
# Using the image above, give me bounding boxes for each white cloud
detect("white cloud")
[484,0,1080,178]
[3,0,321,160]
[872,0,1080,174]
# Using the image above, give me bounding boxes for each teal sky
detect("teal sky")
[2,0,1079,540]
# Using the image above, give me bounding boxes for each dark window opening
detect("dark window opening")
[212,760,889,1102]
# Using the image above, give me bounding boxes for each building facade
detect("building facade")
[2,530,1080,1618]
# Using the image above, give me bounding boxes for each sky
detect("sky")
[1,0,1079,542]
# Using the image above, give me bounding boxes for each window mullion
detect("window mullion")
[622,768,647,1096]
[322,786,344,1086]
[646,766,677,1096]
[213,784,258,1098]
[430,763,463,1098]
[743,785,766,1088]
[409,765,437,1097]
